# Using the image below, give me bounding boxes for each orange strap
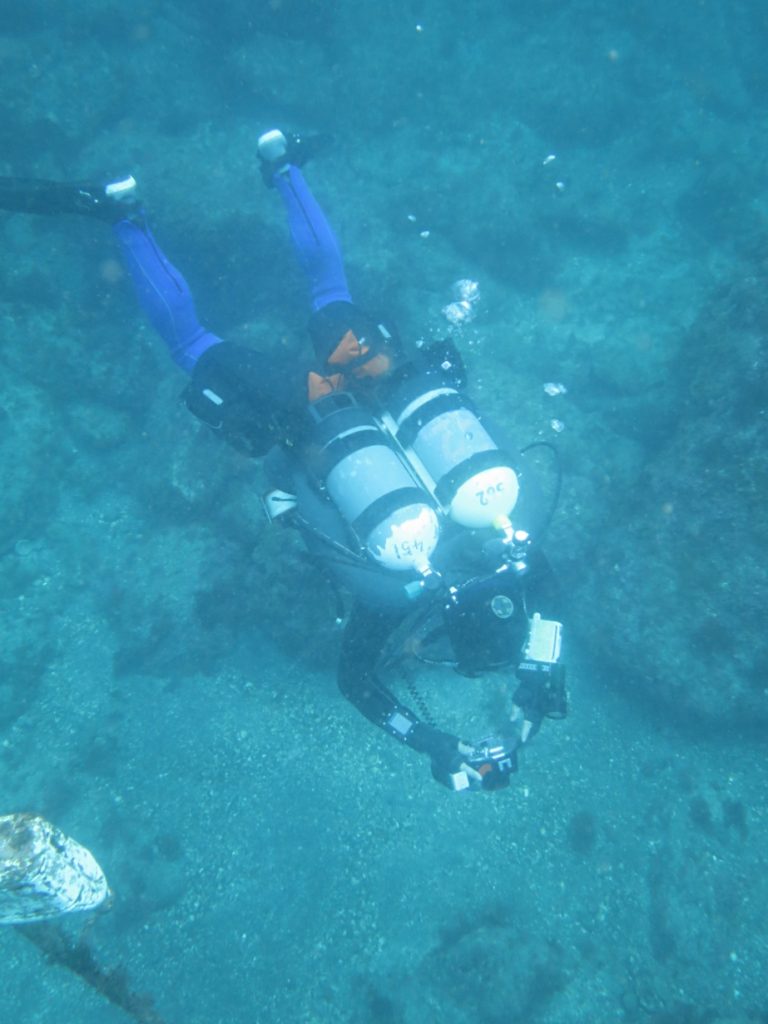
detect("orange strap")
[307,331,393,401]
[307,370,345,402]
[327,329,370,367]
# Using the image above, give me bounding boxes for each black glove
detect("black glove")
[409,723,479,790]
[429,736,470,790]
[427,730,519,792]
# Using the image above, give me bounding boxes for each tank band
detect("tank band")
[353,487,434,547]
[397,391,477,448]
[319,426,394,477]
[393,384,457,429]
[434,449,516,508]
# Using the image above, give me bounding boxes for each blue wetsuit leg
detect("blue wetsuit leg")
[273,166,352,311]
[112,218,221,373]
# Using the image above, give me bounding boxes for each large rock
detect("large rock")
[579,265,768,726]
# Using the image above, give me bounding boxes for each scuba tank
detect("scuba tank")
[382,368,520,530]
[307,392,439,574]
[268,344,531,606]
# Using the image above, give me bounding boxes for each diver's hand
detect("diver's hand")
[456,741,485,788]
[408,723,483,791]
[429,735,483,791]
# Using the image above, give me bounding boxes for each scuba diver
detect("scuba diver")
[0,129,567,792]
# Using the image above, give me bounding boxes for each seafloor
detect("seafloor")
[1,2,766,1022]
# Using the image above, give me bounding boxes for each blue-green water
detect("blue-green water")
[1,1,766,1021]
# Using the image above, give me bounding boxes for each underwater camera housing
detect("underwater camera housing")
[443,564,530,673]
[450,737,519,792]
[515,613,567,720]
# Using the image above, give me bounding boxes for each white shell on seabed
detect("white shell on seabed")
[543,382,568,396]
[0,813,110,924]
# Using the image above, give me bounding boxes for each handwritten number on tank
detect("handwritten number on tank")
[476,480,505,507]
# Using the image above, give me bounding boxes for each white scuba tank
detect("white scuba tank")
[385,377,519,529]
[310,393,439,573]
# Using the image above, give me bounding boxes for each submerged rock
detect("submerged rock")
[0,813,109,924]
[576,268,768,727]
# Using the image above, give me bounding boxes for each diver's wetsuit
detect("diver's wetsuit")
[111,163,350,371]
[113,219,222,372]
[102,168,455,756]
[0,163,564,781]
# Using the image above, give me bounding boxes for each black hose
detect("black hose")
[291,515,392,577]
[518,441,563,544]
